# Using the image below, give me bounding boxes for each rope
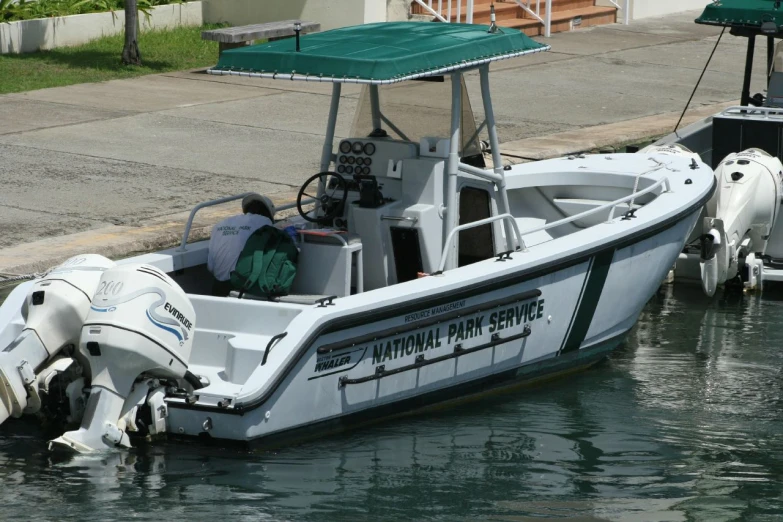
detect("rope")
[674,27,726,135]
[0,271,48,287]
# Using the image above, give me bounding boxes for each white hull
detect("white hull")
[163,195,702,444]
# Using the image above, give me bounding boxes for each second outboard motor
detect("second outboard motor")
[50,264,195,453]
[641,143,702,161]
[700,149,783,296]
[0,255,114,426]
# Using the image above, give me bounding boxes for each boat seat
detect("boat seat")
[188,331,270,390]
[292,231,363,296]
[299,231,362,246]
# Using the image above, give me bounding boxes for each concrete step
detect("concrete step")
[467,3,519,24]
[411,1,517,23]
[410,0,617,35]
[517,0,597,18]
[412,0,597,19]
[499,6,617,36]
[451,1,597,23]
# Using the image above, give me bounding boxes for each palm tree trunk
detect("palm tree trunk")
[122,0,141,65]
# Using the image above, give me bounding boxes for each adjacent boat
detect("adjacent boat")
[652,0,783,295]
[0,22,714,452]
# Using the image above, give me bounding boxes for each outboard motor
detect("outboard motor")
[50,264,195,453]
[641,143,702,161]
[699,149,783,296]
[0,255,114,426]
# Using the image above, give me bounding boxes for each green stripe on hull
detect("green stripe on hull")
[561,249,615,354]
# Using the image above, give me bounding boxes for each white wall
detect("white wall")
[629,0,708,20]
[202,0,388,30]
[0,2,203,54]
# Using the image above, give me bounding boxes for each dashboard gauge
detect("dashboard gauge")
[356,157,365,166]
[340,141,352,154]
[346,166,354,175]
[365,157,372,166]
[363,143,376,156]
[363,166,371,175]
[352,142,364,154]
[337,165,345,174]
[347,156,356,165]
[339,155,348,164]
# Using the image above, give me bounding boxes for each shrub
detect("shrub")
[0,0,183,23]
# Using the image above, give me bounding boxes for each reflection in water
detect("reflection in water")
[1,284,783,520]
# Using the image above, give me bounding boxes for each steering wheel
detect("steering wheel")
[297,171,348,224]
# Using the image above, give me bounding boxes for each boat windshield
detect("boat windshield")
[349,75,484,164]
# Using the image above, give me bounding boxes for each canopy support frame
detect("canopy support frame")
[369,85,382,132]
[315,83,343,209]
[443,72,463,271]
[741,34,756,107]
[479,65,516,252]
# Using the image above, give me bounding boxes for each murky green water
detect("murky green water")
[0,283,15,303]
[1,284,782,521]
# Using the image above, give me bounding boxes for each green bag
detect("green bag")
[230,226,299,298]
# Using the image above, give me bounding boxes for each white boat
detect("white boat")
[651,1,783,295]
[0,22,714,452]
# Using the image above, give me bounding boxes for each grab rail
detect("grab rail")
[437,213,523,273]
[178,195,314,251]
[458,161,503,183]
[721,106,783,119]
[436,176,670,273]
[338,326,532,388]
[261,332,288,366]
[521,176,671,248]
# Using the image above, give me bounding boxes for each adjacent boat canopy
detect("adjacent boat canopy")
[207,22,550,84]
[696,0,783,35]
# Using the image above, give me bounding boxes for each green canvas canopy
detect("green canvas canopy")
[207,22,550,84]
[696,0,783,34]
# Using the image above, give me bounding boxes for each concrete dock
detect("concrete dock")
[0,10,771,274]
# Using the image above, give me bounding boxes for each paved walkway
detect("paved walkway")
[0,10,771,273]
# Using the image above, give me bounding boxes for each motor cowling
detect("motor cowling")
[641,143,702,161]
[699,149,783,295]
[713,149,782,252]
[50,264,195,453]
[0,254,114,426]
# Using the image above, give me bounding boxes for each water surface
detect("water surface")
[1,284,782,521]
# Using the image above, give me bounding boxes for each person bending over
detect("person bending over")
[208,193,275,296]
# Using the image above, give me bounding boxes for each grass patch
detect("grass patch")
[0,24,221,94]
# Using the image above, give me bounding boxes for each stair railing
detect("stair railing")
[514,0,630,38]
[514,0,552,37]
[412,0,475,24]
[605,0,630,25]
[413,0,629,33]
